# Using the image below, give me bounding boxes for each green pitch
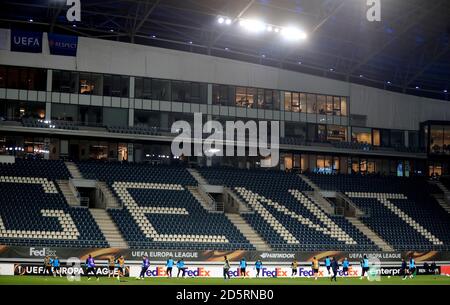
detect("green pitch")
[0,275,449,285]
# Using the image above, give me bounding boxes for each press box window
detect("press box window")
[79,73,102,95]
[135,77,153,99]
[53,70,79,93]
[103,75,129,97]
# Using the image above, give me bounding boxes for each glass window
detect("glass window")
[120,76,129,97]
[151,79,170,101]
[307,123,316,142]
[171,81,190,102]
[18,68,29,89]
[213,84,229,105]
[246,87,256,108]
[135,77,152,99]
[235,87,246,107]
[317,95,326,115]
[0,66,6,87]
[333,157,340,171]
[264,89,273,109]
[299,93,306,112]
[327,96,334,115]
[390,130,404,147]
[317,125,326,142]
[444,126,450,155]
[430,126,444,154]
[51,104,78,121]
[360,159,367,172]
[327,125,347,142]
[0,66,6,88]
[306,94,316,113]
[103,107,128,127]
[292,93,300,112]
[26,68,46,91]
[103,75,129,97]
[285,122,306,140]
[372,129,380,146]
[352,127,372,144]
[53,70,78,93]
[408,131,419,149]
[79,105,102,126]
[333,96,341,116]
[7,67,19,89]
[135,77,143,99]
[191,82,200,103]
[5,101,45,120]
[227,86,235,106]
[341,97,347,116]
[380,129,390,147]
[79,73,102,95]
[273,90,280,110]
[284,92,292,111]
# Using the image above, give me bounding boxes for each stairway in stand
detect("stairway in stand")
[347,217,394,251]
[225,213,271,251]
[90,208,128,248]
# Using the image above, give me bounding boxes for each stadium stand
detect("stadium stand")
[76,161,254,250]
[0,159,108,248]
[22,118,79,130]
[106,125,162,136]
[198,167,380,251]
[306,173,450,250]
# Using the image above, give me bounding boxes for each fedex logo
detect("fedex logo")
[261,268,287,277]
[298,267,359,277]
[145,267,210,277]
[145,267,167,277]
[298,268,324,277]
[341,267,359,277]
[185,268,210,277]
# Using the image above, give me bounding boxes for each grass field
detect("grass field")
[0,275,449,285]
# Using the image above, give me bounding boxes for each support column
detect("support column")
[45,102,51,121]
[46,69,52,92]
[128,108,134,127]
[46,69,52,121]
[129,77,135,98]
[404,130,409,147]
[127,143,134,162]
[203,84,213,167]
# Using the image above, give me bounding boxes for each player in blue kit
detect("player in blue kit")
[255,259,263,278]
[177,259,186,278]
[342,257,349,275]
[166,257,174,277]
[239,258,247,278]
[52,256,61,277]
[360,255,369,280]
[325,256,331,275]
[409,257,416,279]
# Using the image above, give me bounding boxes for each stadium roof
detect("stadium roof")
[1,0,449,100]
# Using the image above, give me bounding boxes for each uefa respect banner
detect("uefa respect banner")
[48,33,78,56]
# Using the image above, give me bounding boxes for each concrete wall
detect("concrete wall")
[1,30,449,131]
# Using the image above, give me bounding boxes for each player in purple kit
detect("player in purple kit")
[85,254,99,281]
[138,255,150,280]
